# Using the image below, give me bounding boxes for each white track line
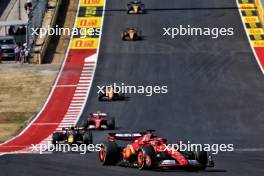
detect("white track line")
[235,148,264,152]
[73,0,106,127]
[81,71,93,73]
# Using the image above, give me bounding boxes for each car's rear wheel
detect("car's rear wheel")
[108,118,115,130]
[81,120,88,128]
[52,132,61,144]
[99,141,120,165]
[137,31,142,40]
[137,145,156,170]
[141,4,145,12]
[83,131,93,144]
[98,92,104,101]
[121,32,126,40]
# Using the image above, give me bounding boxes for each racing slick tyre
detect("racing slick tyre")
[99,141,120,165]
[186,149,208,171]
[136,31,142,40]
[52,132,62,144]
[127,5,132,14]
[141,6,145,12]
[108,118,115,130]
[137,145,156,170]
[83,131,93,144]
[194,150,208,170]
[81,120,88,129]
[121,32,126,40]
[98,92,104,101]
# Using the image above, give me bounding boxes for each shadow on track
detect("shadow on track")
[153,168,227,173]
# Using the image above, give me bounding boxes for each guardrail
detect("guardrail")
[255,0,264,27]
[33,0,61,64]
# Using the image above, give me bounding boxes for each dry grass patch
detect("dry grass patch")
[0,65,59,142]
[0,123,22,143]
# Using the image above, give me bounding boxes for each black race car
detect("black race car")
[52,127,92,145]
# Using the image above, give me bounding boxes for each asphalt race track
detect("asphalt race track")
[1,0,264,175]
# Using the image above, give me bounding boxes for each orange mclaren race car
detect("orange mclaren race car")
[127,0,145,14]
[98,85,125,101]
[121,28,142,41]
[99,130,214,171]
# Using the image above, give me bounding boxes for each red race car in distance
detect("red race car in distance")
[81,112,115,130]
[99,130,214,171]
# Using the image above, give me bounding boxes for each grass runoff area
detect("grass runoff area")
[0,64,59,142]
[0,0,77,143]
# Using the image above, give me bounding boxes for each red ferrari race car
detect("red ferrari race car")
[81,112,115,130]
[127,0,145,14]
[99,130,214,171]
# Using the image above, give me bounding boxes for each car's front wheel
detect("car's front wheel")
[193,150,208,170]
[137,145,156,170]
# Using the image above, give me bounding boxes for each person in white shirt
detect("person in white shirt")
[14,45,20,63]
[24,47,30,63]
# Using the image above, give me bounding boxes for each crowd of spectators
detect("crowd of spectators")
[14,43,30,64]
[0,43,30,64]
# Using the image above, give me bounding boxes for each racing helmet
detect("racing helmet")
[70,125,75,130]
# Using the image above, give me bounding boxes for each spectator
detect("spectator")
[17,42,22,47]
[20,46,25,64]
[8,26,14,35]
[16,26,23,35]
[24,47,30,63]
[14,44,20,63]
[24,0,33,15]
[21,26,27,35]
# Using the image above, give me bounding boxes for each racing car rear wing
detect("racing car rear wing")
[57,127,87,131]
[108,132,144,141]
[90,113,107,116]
